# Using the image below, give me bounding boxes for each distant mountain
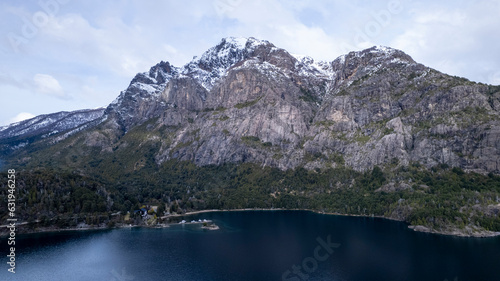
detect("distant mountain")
[0,108,105,156]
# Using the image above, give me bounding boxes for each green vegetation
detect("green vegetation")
[330,153,345,166]
[383,127,395,135]
[0,170,111,230]
[351,74,370,86]
[234,96,262,109]
[354,133,371,144]
[240,136,274,149]
[272,153,283,160]
[303,151,326,162]
[171,141,193,153]
[330,132,348,142]
[2,159,499,234]
[487,85,500,95]
[241,136,261,143]
[336,89,349,96]
[218,115,230,121]
[2,116,500,235]
[450,106,493,125]
[315,120,335,127]
[298,87,320,103]
[408,72,418,80]
[413,106,495,134]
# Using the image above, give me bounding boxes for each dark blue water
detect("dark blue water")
[1,210,499,280]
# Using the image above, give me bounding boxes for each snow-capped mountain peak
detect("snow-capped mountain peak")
[181,37,274,90]
[292,54,333,78]
[104,38,421,132]
[108,61,179,111]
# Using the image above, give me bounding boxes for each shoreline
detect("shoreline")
[2,208,499,238]
[166,208,500,238]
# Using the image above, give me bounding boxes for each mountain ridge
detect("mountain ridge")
[0,108,105,157]
[1,37,500,174]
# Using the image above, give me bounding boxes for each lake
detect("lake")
[1,210,499,280]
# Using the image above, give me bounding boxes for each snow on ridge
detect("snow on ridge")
[110,91,124,106]
[110,62,180,111]
[225,37,249,49]
[10,115,47,129]
[130,82,162,97]
[223,36,271,50]
[112,37,277,97]
[335,54,347,65]
[372,45,395,53]
[109,39,410,114]
[292,53,336,79]
[2,107,106,133]
[0,108,105,140]
[367,46,413,63]
[231,59,289,81]
[0,113,65,135]
[179,37,274,91]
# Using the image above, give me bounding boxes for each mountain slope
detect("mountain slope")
[0,108,105,156]
[1,37,500,237]
[3,37,500,174]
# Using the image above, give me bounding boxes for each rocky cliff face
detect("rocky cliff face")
[3,37,500,174]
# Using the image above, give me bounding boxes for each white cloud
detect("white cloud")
[214,0,345,61]
[413,10,467,25]
[0,73,25,89]
[33,8,194,78]
[391,1,500,83]
[33,74,64,97]
[6,112,36,125]
[490,72,500,86]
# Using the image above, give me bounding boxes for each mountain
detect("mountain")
[8,36,498,173]
[1,37,500,237]
[0,108,105,156]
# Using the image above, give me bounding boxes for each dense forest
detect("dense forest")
[1,160,500,235]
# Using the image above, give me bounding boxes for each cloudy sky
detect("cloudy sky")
[1,0,499,126]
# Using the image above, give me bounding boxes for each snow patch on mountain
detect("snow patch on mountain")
[292,54,335,79]
[182,37,272,91]
[109,61,180,111]
[0,108,105,140]
[105,37,418,130]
